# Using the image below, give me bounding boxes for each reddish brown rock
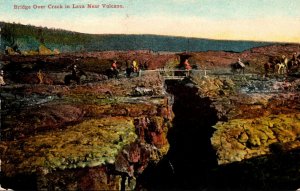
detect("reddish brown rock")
[3,104,84,140]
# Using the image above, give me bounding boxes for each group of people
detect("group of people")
[65,58,144,83]
[107,59,146,78]
[264,53,300,76]
[125,59,142,77]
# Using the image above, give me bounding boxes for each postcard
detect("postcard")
[0,0,300,190]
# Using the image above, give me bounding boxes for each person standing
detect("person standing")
[111,60,117,70]
[0,70,6,86]
[132,60,139,72]
[183,59,192,70]
[110,60,119,78]
[71,64,78,78]
[238,58,245,67]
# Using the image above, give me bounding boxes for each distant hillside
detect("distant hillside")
[0,22,277,53]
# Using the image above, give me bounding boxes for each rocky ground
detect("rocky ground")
[193,74,300,165]
[0,72,173,190]
[190,73,300,189]
[1,44,300,190]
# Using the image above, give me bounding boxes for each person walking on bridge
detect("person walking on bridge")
[184,59,192,70]
[183,59,192,77]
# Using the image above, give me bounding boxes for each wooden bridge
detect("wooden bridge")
[138,69,209,80]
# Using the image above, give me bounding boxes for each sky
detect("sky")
[1,0,300,43]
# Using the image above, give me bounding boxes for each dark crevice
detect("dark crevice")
[0,174,37,191]
[137,79,300,191]
[137,79,219,190]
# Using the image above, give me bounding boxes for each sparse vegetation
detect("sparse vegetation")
[0,22,274,53]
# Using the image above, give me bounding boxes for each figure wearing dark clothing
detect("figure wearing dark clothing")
[72,65,78,78]
[64,64,87,85]
[106,60,119,78]
[292,53,299,64]
[126,63,133,78]
[288,52,299,73]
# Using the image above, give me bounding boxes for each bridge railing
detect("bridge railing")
[139,69,210,79]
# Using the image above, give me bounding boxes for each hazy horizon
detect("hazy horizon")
[1,21,296,46]
[1,0,300,43]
